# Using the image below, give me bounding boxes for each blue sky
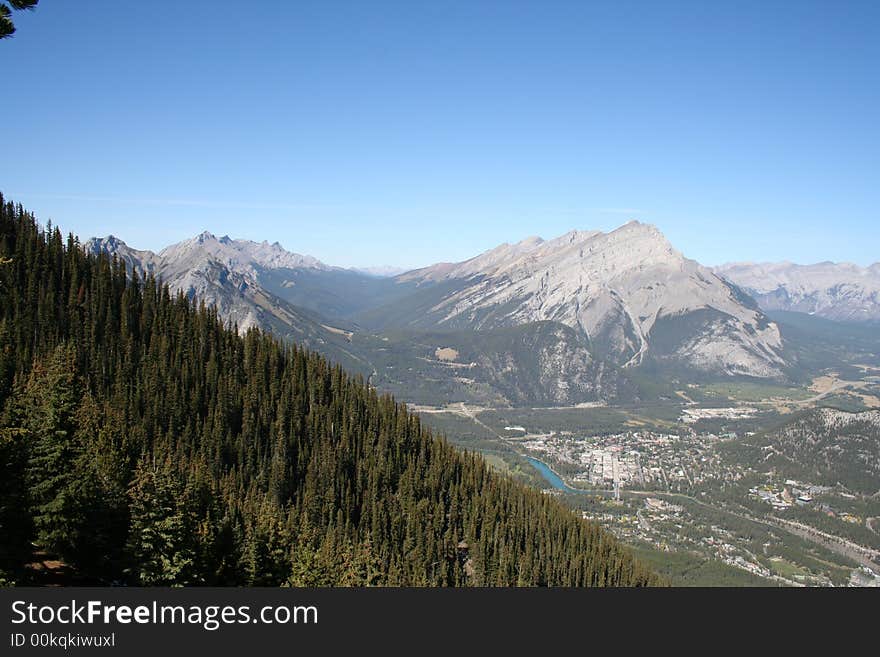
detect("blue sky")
[2,1,878,269]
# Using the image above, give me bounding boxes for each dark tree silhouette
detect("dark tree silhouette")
[0,1,38,40]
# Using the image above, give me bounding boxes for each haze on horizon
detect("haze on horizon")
[2,1,878,270]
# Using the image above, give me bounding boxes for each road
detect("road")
[456,402,507,440]
[772,518,880,571]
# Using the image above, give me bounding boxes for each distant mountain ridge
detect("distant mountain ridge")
[86,232,330,333]
[350,265,408,278]
[158,231,328,277]
[715,261,880,323]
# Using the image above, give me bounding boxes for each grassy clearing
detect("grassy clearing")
[482,453,511,473]
[767,557,812,580]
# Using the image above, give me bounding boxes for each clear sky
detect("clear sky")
[2,1,878,269]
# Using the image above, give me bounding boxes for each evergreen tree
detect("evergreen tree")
[0,1,38,40]
[127,457,200,586]
[20,344,82,557]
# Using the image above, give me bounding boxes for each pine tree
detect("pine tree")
[20,344,82,557]
[127,457,200,586]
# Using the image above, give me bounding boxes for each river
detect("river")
[526,456,583,494]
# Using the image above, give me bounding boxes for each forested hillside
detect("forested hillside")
[0,194,660,587]
[724,408,880,495]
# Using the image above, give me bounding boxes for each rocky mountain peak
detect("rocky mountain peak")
[396,221,787,377]
[86,235,131,253]
[86,235,160,276]
[86,231,335,339]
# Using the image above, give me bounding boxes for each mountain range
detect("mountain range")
[716,261,880,323]
[85,222,875,407]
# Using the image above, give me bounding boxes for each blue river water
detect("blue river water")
[526,456,582,494]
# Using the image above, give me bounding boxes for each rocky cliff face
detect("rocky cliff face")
[85,235,161,277]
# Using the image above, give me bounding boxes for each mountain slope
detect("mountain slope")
[369,222,788,378]
[737,409,880,495]
[359,322,637,407]
[716,261,880,323]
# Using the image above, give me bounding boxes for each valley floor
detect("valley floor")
[414,375,880,587]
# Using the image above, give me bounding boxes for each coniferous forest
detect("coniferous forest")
[0,194,661,587]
